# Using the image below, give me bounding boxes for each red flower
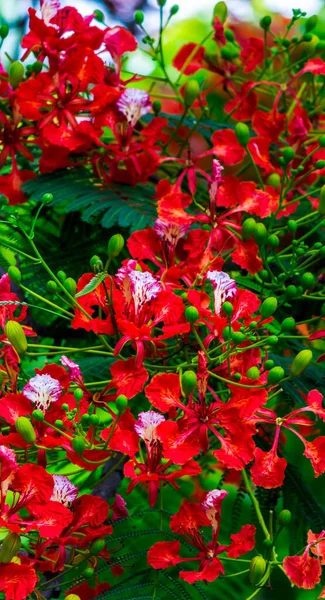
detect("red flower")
[0,563,38,600]
[283,549,322,589]
[240,38,265,73]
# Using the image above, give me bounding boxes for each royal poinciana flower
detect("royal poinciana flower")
[206,270,237,316]
[124,410,201,506]
[117,88,152,128]
[23,373,62,412]
[148,489,256,582]
[283,529,325,590]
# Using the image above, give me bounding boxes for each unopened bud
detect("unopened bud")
[134,10,144,25]
[108,234,124,258]
[0,25,9,39]
[278,509,292,525]
[246,367,260,380]
[170,4,179,16]
[234,122,250,146]
[290,349,312,377]
[72,436,85,456]
[0,533,21,563]
[184,79,200,107]
[185,306,199,323]
[242,217,257,240]
[115,394,128,414]
[89,538,106,555]
[8,266,21,284]
[4,321,27,355]
[93,9,104,22]
[181,370,197,397]
[15,416,36,444]
[63,277,77,296]
[249,556,267,585]
[260,297,278,318]
[254,222,268,246]
[9,61,24,89]
[152,100,161,115]
[260,15,272,30]
[213,1,228,23]
[267,366,285,385]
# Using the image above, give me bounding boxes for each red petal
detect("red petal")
[283,551,321,589]
[148,540,182,568]
[227,524,256,558]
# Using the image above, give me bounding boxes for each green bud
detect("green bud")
[170,4,179,15]
[254,222,268,246]
[303,33,313,42]
[278,509,292,525]
[246,367,260,380]
[63,277,77,297]
[249,556,267,585]
[181,370,197,397]
[9,61,25,89]
[241,217,257,240]
[32,409,44,422]
[318,185,325,215]
[315,160,325,169]
[305,15,318,32]
[222,301,233,316]
[152,100,162,115]
[222,326,234,341]
[268,234,280,249]
[267,335,279,345]
[74,388,84,402]
[65,595,81,600]
[185,306,199,323]
[93,9,104,22]
[319,136,325,148]
[224,29,235,41]
[31,61,43,74]
[0,532,21,563]
[15,416,36,444]
[282,147,295,164]
[184,79,200,107]
[89,414,99,427]
[42,193,53,204]
[291,349,312,376]
[281,317,295,331]
[260,15,272,30]
[301,272,315,290]
[287,219,297,234]
[233,373,241,381]
[62,403,69,411]
[8,266,21,284]
[57,270,66,282]
[267,366,285,385]
[259,270,269,282]
[108,234,124,258]
[285,284,297,299]
[47,280,58,294]
[213,1,228,23]
[55,419,64,428]
[89,538,106,555]
[83,567,95,578]
[260,297,278,318]
[134,10,144,25]
[234,122,250,146]
[264,359,274,370]
[4,321,27,355]
[263,538,273,547]
[0,25,9,39]
[72,436,85,456]
[220,43,239,60]
[116,394,128,414]
[266,173,280,188]
[231,331,245,344]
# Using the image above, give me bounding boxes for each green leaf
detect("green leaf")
[75,273,106,298]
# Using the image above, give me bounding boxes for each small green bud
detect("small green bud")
[249,556,267,585]
[213,1,228,23]
[184,79,200,107]
[303,33,313,42]
[54,419,64,428]
[319,136,325,148]
[93,9,104,21]
[181,370,197,397]
[267,366,285,385]
[318,185,325,215]
[72,436,85,455]
[31,61,43,74]
[266,173,280,188]
[291,349,312,376]
[287,219,297,234]
[267,335,279,345]
[108,234,124,258]
[222,326,234,341]
[89,414,99,427]
[246,366,260,380]
[224,28,235,41]
[185,306,199,323]
[259,270,269,282]
[74,388,83,402]
[89,538,106,555]
[4,321,27,355]
[0,24,9,39]
[32,409,44,422]
[268,234,280,249]
[220,43,239,60]
[233,373,241,381]
[234,122,250,146]
[282,147,295,164]
[260,297,278,318]
[83,567,95,578]
[264,359,274,370]
[47,280,58,293]
[116,394,128,414]
[65,595,81,600]
[301,272,315,290]
[285,285,297,299]
[231,331,245,345]
[242,217,257,240]
[260,15,272,30]
[222,301,233,316]
[315,160,325,169]
[15,416,36,444]
[81,414,90,424]
[170,4,179,15]
[8,266,21,284]
[254,223,268,246]
[42,193,53,204]
[62,403,69,411]
[305,15,318,32]
[134,10,144,25]
[152,100,162,115]
[63,277,77,297]
[0,532,21,563]
[263,538,273,547]
[281,317,295,331]
[57,270,66,282]
[278,509,292,525]
[9,61,25,89]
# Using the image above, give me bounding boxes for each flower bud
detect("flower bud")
[72,436,85,456]
[63,277,77,297]
[0,25,9,39]
[181,370,197,397]
[234,122,250,146]
[266,173,280,188]
[254,222,268,246]
[83,567,95,578]
[267,335,278,345]
[57,270,66,282]
[116,394,128,414]
[231,331,245,344]
[260,15,272,30]
[287,220,297,234]
[264,359,274,370]
[15,417,36,444]
[301,272,315,290]
[0,533,21,563]
[8,266,21,284]
[89,538,106,555]
[89,414,99,427]
[241,217,257,240]
[4,321,27,355]
[278,509,292,525]
[224,29,234,41]
[316,160,325,170]
[213,1,228,23]
[267,366,285,385]
[282,147,295,164]
[108,234,124,258]
[260,297,277,318]
[268,234,279,249]
[65,596,81,600]
[222,301,233,316]
[281,317,295,331]
[290,349,312,377]
[93,9,104,21]
[222,326,234,341]
[32,409,44,422]
[220,44,239,60]
[246,367,260,380]
[31,61,43,74]
[184,79,200,107]
[134,10,144,25]
[152,100,162,115]
[318,186,325,215]
[74,388,83,402]
[9,61,24,89]
[305,15,318,32]
[285,284,297,299]
[42,193,53,204]
[249,556,267,585]
[185,306,199,323]
[170,5,179,16]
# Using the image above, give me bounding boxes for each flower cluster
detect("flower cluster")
[1,1,325,599]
